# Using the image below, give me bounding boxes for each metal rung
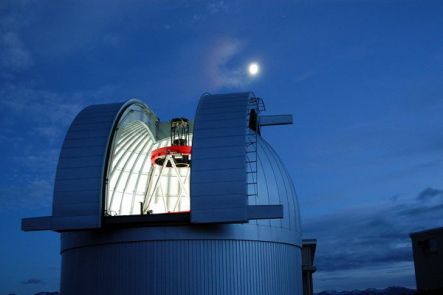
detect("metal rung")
[246,102,258,202]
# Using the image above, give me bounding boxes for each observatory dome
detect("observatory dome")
[58,133,302,295]
[23,92,303,295]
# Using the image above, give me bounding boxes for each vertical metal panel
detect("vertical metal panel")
[52,100,144,230]
[191,93,252,223]
[60,239,302,295]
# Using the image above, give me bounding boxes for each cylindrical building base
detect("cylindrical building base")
[61,239,302,295]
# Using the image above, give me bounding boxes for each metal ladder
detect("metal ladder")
[246,96,265,200]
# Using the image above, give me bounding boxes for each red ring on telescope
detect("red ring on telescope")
[150,145,192,165]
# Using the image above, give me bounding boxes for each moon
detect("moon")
[248,62,260,76]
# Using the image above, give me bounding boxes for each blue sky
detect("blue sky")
[1,0,443,294]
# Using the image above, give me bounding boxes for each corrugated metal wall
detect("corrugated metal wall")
[191,92,251,223]
[52,102,125,230]
[61,239,302,295]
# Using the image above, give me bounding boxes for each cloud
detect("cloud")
[314,262,415,292]
[0,31,33,71]
[0,83,118,143]
[205,37,250,90]
[0,2,34,73]
[394,187,443,218]
[206,1,230,14]
[304,188,443,290]
[0,84,83,149]
[417,187,443,201]
[0,83,119,210]
[0,177,53,209]
[294,70,317,83]
[21,278,44,285]
[398,203,443,218]
[186,1,233,25]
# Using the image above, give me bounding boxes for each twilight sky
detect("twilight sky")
[1,0,443,294]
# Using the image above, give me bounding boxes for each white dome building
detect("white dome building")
[23,92,304,295]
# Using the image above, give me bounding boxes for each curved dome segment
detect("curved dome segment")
[105,112,193,216]
[106,120,156,216]
[255,136,302,235]
[190,92,285,224]
[50,100,145,231]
